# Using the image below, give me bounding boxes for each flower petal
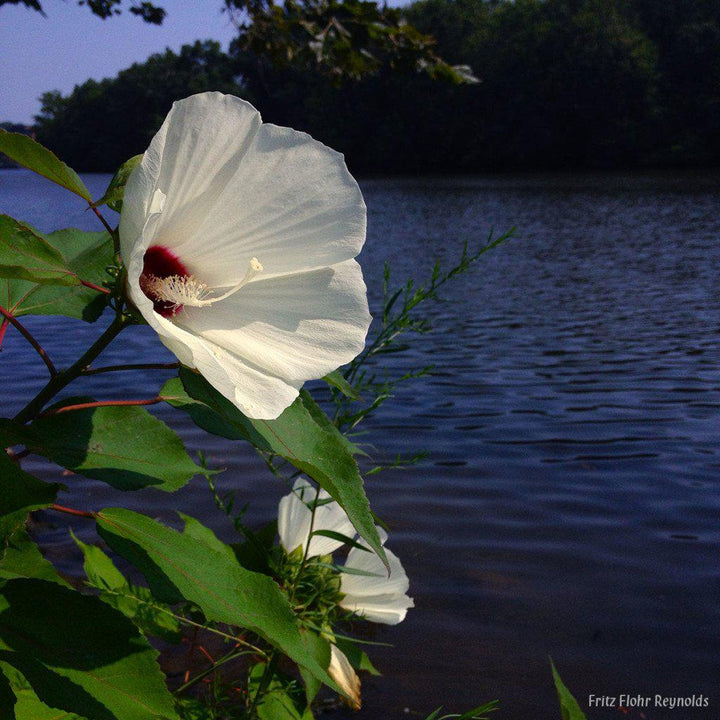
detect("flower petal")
[120,92,262,261]
[278,479,356,557]
[169,122,366,286]
[340,544,414,625]
[176,260,371,384]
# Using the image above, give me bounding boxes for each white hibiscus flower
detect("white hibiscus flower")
[119,92,371,419]
[277,481,414,625]
[339,527,414,625]
[277,478,355,557]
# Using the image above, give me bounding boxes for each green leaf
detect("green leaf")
[95,508,337,692]
[551,661,587,720]
[0,450,61,517]
[0,524,68,586]
[248,663,314,720]
[96,155,142,213]
[27,402,198,492]
[0,131,92,202]
[322,370,359,400]
[297,630,331,705]
[310,529,370,552]
[334,637,380,676]
[0,226,114,323]
[174,370,386,568]
[456,701,500,720]
[0,578,179,720]
[0,665,17,719]
[161,377,245,441]
[0,662,86,719]
[300,390,365,457]
[72,533,181,644]
[0,216,79,285]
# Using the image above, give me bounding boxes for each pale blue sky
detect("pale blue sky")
[1,1,239,123]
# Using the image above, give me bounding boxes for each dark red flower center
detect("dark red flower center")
[139,245,190,317]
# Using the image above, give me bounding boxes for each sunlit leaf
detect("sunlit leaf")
[1,660,88,719]
[27,402,198,492]
[167,370,386,568]
[0,131,92,201]
[0,216,79,285]
[95,508,337,691]
[322,370,360,400]
[95,154,142,213]
[0,525,68,587]
[248,662,315,720]
[0,226,114,323]
[73,533,181,644]
[551,661,587,720]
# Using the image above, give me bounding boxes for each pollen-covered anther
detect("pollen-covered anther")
[145,257,264,313]
[144,274,213,309]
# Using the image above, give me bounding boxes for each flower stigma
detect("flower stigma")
[140,245,263,316]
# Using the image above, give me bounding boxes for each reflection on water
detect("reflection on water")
[1,169,719,719]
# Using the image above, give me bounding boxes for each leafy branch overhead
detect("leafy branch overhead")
[226,0,477,82]
[3,0,475,83]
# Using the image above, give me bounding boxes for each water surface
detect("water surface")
[1,169,718,719]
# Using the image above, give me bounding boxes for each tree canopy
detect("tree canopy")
[28,0,720,173]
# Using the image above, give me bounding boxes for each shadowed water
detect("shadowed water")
[1,169,718,719]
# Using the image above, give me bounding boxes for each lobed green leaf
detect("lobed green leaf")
[73,534,181,644]
[0,226,114,323]
[0,216,78,286]
[0,524,68,587]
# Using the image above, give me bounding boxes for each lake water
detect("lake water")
[1,169,719,719]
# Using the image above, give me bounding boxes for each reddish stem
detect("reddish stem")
[51,504,96,519]
[91,205,114,235]
[198,645,216,664]
[39,397,163,417]
[82,362,180,376]
[0,304,57,375]
[79,278,111,295]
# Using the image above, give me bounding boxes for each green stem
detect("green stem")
[248,651,278,717]
[174,647,249,696]
[13,312,131,424]
[288,483,322,604]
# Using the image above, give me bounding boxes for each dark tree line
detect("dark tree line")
[30,0,720,173]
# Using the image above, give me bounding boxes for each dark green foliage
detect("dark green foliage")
[0,578,179,719]
[29,1,720,173]
[0,0,166,24]
[226,0,476,84]
[34,41,241,172]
